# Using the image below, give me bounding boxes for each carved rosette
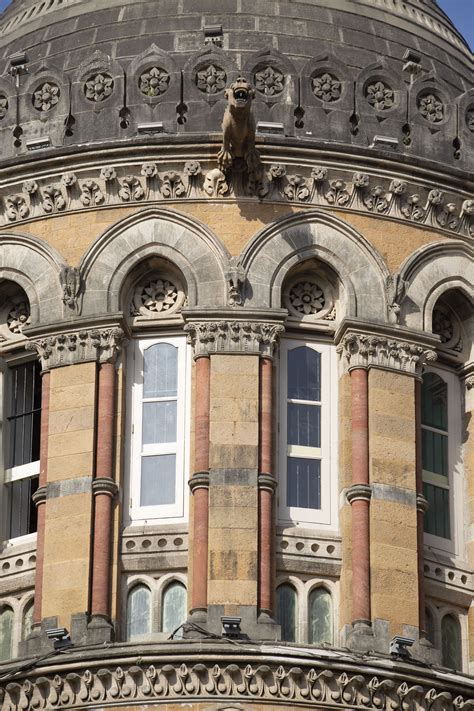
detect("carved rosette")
[365,80,394,111]
[84,73,114,102]
[432,304,462,352]
[184,321,284,358]
[0,94,8,119]
[139,66,170,97]
[284,273,335,323]
[26,327,126,370]
[337,331,437,376]
[418,93,444,123]
[132,275,185,319]
[312,72,341,102]
[255,66,285,96]
[195,65,226,94]
[0,657,471,710]
[32,82,60,112]
[0,297,31,345]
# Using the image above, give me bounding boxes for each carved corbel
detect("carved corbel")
[59,266,82,312]
[225,257,246,307]
[385,273,407,324]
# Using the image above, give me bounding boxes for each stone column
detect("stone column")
[464,373,474,672]
[189,354,211,619]
[89,360,119,638]
[415,378,428,637]
[31,371,50,626]
[347,367,371,627]
[258,356,276,619]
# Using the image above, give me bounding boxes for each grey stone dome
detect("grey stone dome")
[0,0,472,170]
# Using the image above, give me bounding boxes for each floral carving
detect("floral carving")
[325,179,350,206]
[288,281,325,316]
[255,66,285,96]
[364,185,390,213]
[22,181,38,196]
[84,73,114,102]
[141,162,158,179]
[7,302,30,333]
[139,66,170,97]
[80,180,104,206]
[196,65,226,94]
[365,80,394,110]
[139,280,178,313]
[0,94,8,119]
[118,176,144,201]
[42,185,66,213]
[100,166,117,182]
[401,194,425,221]
[61,173,77,188]
[203,168,228,197]
[184,161,202,177]
[312,72,341,102]
[32,82,60,112]
[466,108,474,132]
[433,306,453,344]
[5,195,29,221]
[161,171,186,199]
[59,267,81,310]
[284,175,310,201]
[418,93,444,123]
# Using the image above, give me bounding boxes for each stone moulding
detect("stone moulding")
[26,326,126,370]
[184,320,285,357]
[0,655,472,710]
[0,159,472,241]
[337,330,437,377]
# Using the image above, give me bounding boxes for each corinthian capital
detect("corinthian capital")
[184,320,284,358]
[26,326,126,371]
[337,331,437,377]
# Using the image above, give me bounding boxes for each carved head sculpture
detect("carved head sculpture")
[225,76,255,110]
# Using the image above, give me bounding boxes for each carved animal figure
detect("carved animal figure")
[217,77,261,176]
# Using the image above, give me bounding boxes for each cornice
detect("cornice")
[0,644,472,710]
[0,150,471,241]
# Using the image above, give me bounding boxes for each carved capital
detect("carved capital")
[189,471,210,492]
[92,477,119,498]
[337,331,437,377]
[346,483,372,504]
[26,327,126,371]
[32,485,47,507]
[184,321,284,358]
[258,473,277,493]
[465,374,474,390]
[416,493,429,513]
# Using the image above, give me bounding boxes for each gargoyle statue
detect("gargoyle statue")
[217,77,261,178]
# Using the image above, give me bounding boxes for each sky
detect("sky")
[0,0,472,49]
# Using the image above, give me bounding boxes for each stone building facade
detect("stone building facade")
[0,0,473,708]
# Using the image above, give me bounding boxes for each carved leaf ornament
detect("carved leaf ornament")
[365,80,394,110]
[32,82,60,111]
[0,94,8,119]
[7,302,30,334]
[84,73,114,102]
[312,72,341,102]
[255,66,285,96]
[196,65,226,94]
[418,93,445,123]
[289,281,325,315]
[139,66,170,97]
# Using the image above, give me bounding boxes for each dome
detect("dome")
[0,0,472,169]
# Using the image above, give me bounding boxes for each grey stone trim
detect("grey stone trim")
[210,469,256,486]
[0,643,473,710]
[417,494,429,514]
[0,158,471,241]
[31,485,47,507]
[47,476,92,499]
[91,477,119,498]
[188,471,210,492]
[258,473,277,493]
[26,325,126,371]
[346,483,372,504]
[336,321,438,377]
[371,483,417,508]
[184,320,284,357]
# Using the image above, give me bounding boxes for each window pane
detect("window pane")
[425,607,435,644]
[0,607,13,661]
[8,362,41,467]
[288,403,320,447]
[422,373,447,430]
[142,401,177,445]
[22,600,34,640]
[288,347,321,401]
[423,483,450,539]
[126,585,151,640]
[140,454,176,506]
[144,343,177,398]
[309,588,333,645]
[8,475,39,538]
[422,430,448,477]
[162,582,187,636]
[441,615,462,670]
[287,457,321,509]
[276,584,296,642]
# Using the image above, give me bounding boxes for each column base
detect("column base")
[20,617,59,656]
[86,613,115,644]
[184,604,281,641]
[342,619,442,663]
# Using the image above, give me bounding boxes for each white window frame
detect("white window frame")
[422,366,462,557]
[1,357,41,544]
[278,339,338,529]
[127,336,190,524]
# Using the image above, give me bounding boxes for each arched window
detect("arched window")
[22,599,34,641]
[279,341,335,526]
[276,583,297,642]
[425,606,435,645]
[0,606,13,661]
[129,337,188,522]
[308,587,333,645]
[421,372,450,539]
[441,614,462,670]
[161,581,187,636]
[126,584,152,641]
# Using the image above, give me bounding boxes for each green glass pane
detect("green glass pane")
[162,582,187,637]
[276,584,297,642]
[309,588,333,645]
[442,615,462,670]
[423,483,450,539]
[422,429,448,477]
[288,347,321,401]
[421,373,447,430]
[126,585,151,640]
[0,607,13,661]
[22,601,34,641]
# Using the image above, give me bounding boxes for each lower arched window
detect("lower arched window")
[161,581,187,636]
[126,584,152,641]
[22,599,34,641]
[0,606,13,661]
[308,587,333,645]
[276,583,297,642]
[441,614,462,670]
